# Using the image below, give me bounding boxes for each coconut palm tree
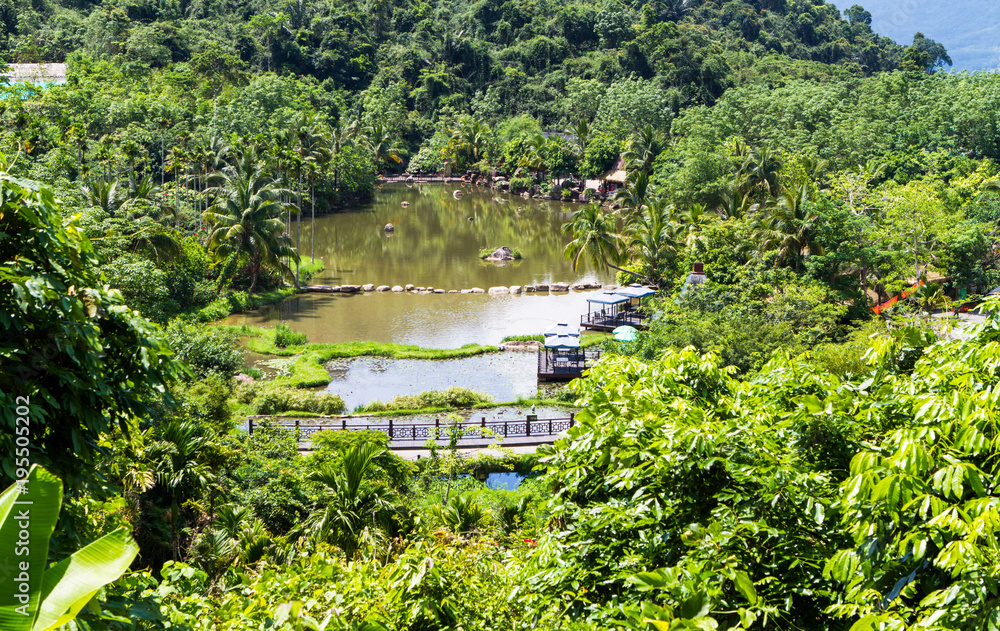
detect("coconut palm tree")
[624,125,666,174]
[626,197,679,286]
[753,180,824,270]
[562,203,629,275]
[568,119,591,157]
[301,443,399,560]
[363,121,401,171]
[81,178,125,215]
[614,170,651,214]
[735,144,783,205]
[203,150,299,292]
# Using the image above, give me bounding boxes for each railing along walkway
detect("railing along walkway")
[247,414,576,450]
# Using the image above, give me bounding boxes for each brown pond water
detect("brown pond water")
[224,183,614,347]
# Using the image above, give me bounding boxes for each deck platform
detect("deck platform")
[580,310,648,332]
[537,348,601,381]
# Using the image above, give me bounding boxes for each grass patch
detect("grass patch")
[233,330,499,388]
[299,260,325,283]
[274,323,307,347]
[501,334,544,343]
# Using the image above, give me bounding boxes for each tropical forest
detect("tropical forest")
[4,0,1000,629]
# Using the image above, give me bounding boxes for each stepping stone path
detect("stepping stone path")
[301,280,615,295]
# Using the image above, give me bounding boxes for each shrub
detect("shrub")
[508,176,533,192]
[236,382,346,415]
[355,387,493,413]
[274,323,307,348]
[164,321,244,379]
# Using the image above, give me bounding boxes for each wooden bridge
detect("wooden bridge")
[247,414,576,451]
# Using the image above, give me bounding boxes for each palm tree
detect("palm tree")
[363,122,401,171]
[203,150,299,292]
[624,125,666,174]
[147,420,220,561]
[302,443,399,560]
[562,203,630,276]
[519,132,550,179]
[614,170,651,213]
[626,197,679,286]
[448,117,491,171]
[568,119,591,157]
[81,178,125,215]
[674,202,713,248]
[735,144,783,205]
[753,180,824,270]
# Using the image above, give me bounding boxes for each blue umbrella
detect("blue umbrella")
[613,325,638,341]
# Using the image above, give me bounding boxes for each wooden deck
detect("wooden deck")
[580,310,648,332]
[537,349,601,381]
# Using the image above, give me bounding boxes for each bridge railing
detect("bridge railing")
[247,414,575,442]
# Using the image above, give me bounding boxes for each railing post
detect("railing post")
[295,419,300,441]
[342,419,346,430]
[570,412,575,427]
[388,418,394,439]
[526,417,531,437]
[481,416,486,429]
[504,421,508,437]
[413,424,417,440]
[549,418,553,435]
[248,418,253,435]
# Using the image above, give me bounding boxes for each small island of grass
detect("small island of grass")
[480,246,523,261]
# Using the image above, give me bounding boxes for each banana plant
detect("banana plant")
[0,465,138,630]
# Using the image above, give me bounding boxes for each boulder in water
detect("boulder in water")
[391,285,404,292]
[384,223,395,231]
[484,246,514,261]
[362,284,376,292]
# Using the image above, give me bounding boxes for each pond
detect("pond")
[324,352,581,410]
[224,183,614,347]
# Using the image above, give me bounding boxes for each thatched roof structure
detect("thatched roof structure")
[599,156,627,184]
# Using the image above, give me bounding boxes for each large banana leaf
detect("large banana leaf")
[31,528,138,631]
[0,465,62,631]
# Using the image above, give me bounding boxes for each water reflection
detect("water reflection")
[225,184,612,346]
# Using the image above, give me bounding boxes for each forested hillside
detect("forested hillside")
[7,0,1000,629]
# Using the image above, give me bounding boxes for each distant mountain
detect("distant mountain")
[830,0,1000,71]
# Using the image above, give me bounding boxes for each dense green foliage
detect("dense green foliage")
[10,0,1000,628]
